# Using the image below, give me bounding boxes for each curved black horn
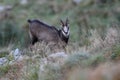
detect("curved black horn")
[60,19,64,26]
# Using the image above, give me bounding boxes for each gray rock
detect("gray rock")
[0,57,8,65]
[0,5,12,12]
[14,48,21,60]
[10,48,23,61]
[20,0,28,5]
[0,5,5,12]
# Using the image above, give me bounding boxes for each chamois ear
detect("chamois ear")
[60,19,64,27]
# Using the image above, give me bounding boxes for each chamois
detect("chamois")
[28,18,69,49]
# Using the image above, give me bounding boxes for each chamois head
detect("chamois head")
[60,18,70,38]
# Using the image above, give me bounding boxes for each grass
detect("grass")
[110,44,120,60]
[0,52,8,58]
[0,0,120,80]
[0,44,119,80]
[0,0,120,47]
[39,64,62,80]
[0,64,10,78]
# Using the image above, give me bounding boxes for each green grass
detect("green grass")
[0,64,10,77]
[0,52,8,58]
[110,44,120,60]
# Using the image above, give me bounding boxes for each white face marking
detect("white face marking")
[62,26,69,37]
[63,26,68,33]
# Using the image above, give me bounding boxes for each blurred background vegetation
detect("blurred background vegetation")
[0,0,120,48]
[1,0,120,80]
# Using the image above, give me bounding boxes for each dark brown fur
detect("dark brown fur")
[28,19,69,48]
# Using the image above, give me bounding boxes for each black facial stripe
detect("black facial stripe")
[62,28,69,34]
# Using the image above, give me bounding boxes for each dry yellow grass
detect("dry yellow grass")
[64,62,120,80]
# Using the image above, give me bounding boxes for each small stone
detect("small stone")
[20,0,28,5]
[0,57,8,65]
[73,0,83,4]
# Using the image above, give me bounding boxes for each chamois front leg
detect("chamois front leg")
[29,35,38,51]
[31,36,38,45]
